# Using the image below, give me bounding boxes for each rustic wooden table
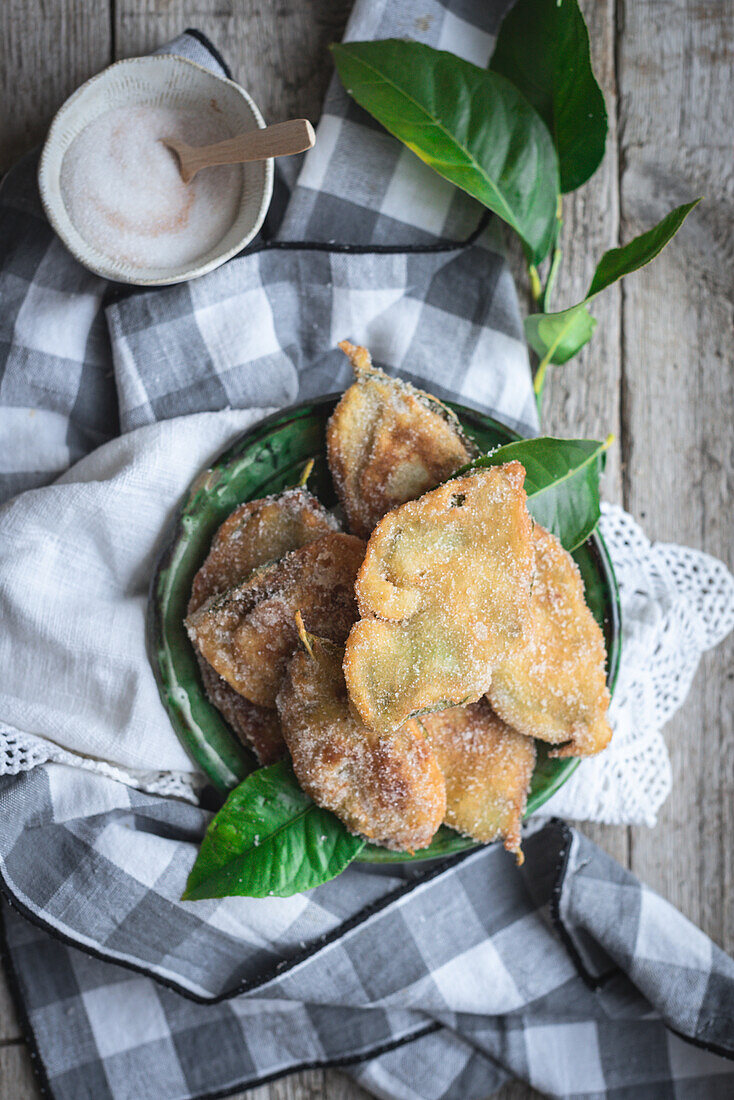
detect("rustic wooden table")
[1,2,732,1097]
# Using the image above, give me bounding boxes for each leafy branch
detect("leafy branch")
[330,0,700,422]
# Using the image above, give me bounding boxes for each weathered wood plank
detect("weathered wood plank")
[0,0,110,173]
[617,0,734,952]
[0,1042,41,1099]
[540,0,629,872]
[114,0,351,122]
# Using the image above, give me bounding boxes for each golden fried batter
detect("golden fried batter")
[187,487,336,762]
[344,463,535,733]
[327,341,477,538]
[487,525,612,757]
[197,660,285,764]
[188,487,336,614]
[420,701,535,860]
[186,533,364,708]
[278,624,446,852]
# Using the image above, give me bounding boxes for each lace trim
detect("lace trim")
[0,725,201,802]
[545,505,734,825]
[1,505,732,825]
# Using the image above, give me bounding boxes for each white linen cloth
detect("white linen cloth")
[1,413,732,825]
[1,8,733,1100]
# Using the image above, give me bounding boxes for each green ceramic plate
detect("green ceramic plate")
[147,395,621,864]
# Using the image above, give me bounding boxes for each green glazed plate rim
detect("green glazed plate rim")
[147,395,621,865]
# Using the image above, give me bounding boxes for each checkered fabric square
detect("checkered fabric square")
[2,808,733,1100]
[0,3,533,508]
[0,5,733,1100]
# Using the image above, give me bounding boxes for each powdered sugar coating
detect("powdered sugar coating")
[488,525,612,756]
[187,532,365,708]
[188,488,337,615]
[327,341,476,539]
[344,463,535,733]
[187,488,336,763]
[420,700,535,859]
[278,633,446,852]
[197,658,284,764]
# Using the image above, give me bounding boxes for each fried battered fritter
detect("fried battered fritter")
[186,532,365,708]
[277,623,446,852]
[327,341,477,538]
[487,525,612,757]
[187,487,336,762]
[344,463,535,733]
[197,660,285,764]
[188,487,336,614]
[420,701,535,860]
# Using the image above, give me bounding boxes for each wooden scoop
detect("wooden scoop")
[162,118,315,183]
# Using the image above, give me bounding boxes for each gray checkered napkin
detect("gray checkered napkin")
[0,4,732,1099]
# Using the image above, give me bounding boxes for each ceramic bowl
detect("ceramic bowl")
[147,396,622,864]
[38,55,273,286]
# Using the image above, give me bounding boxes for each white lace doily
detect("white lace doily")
[1,504,732,826]
[0,724,201,802]
[545,504,734,825]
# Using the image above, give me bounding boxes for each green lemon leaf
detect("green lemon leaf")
[587,199,701,297]
[331,39,559,263]
[183,761,365,899]
[459,437,609,551]
[528,200,701,370]
[491,0,607,193]
[524,303,597,365]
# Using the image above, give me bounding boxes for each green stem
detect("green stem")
[296,458,314,488]
[533,197,564,422]
[528,263,542,306]
[540,245,562,313]
[533,348,552,419]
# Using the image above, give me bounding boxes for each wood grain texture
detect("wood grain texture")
[236,1069,374,1100]
[114,0,351,123]
[0,1044,41,1099]
[617,0,734,953]
[540,0,629,872]
[0,0,110,173]
[0,0,732,1098]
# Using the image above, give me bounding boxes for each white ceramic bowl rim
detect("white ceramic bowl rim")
[38,54,274,286]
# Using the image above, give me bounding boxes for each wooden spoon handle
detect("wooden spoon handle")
[186,119,314,172]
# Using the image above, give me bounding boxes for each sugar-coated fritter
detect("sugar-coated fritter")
[187,487,336,762]
[277,622,446,852]
[344,463,535,734]
[487,525,612,757]
[327,341,477,538]
[197,661,285,764]
[186,532,365,708]
[420,701,535,861]
[188,487,337,614]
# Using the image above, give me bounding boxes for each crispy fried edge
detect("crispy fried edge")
[488,525,612,757]
[327,341,477,537]
[186,532,365,708]
[277,616,446,852]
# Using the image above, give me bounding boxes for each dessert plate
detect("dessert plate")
[147,395,621,863]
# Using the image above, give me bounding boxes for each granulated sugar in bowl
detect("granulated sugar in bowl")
[61,105,243,269]
[39,56,273,285]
